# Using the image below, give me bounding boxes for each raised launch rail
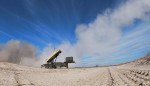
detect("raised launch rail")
[46,49,61,63]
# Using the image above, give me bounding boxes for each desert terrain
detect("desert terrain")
[0,55,150,86]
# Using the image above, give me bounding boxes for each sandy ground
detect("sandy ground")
[0,62,150,86]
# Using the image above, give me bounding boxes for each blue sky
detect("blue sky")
[0,0,150,66]
[0,0,121,49]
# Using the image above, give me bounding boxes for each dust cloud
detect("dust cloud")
[0,40,38,66]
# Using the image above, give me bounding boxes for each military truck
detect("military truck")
[41,49,75,68]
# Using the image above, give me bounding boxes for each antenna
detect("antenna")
[54,47,55,52]
[53,40,57,62]
[53,40,55,52]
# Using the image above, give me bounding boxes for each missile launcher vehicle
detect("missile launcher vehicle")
[41,49,75,68]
